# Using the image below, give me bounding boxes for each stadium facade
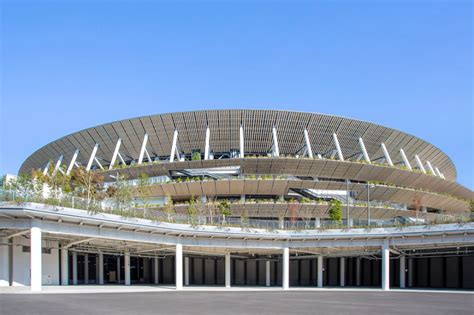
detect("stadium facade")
[0,109,473,291]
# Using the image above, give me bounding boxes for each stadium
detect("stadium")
[1,109,473,291]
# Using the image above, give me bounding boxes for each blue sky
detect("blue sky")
[1,1,472,189]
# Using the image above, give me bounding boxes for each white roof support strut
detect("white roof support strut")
[138,133,149,165]
[399,149,412,171]
[204,126,210,160]
[42,161,51,175]
[240,125,244,158]
[272,126,280,157]
[109,139,122,170]
[170,130,179,163]
[94,157,104,170]
[434,166,443,178]
[117,152,126,165]
[426,161,437,176]
[53,155,64,175]
[380,143,393,166]
[66,149,79,175]
[333,133,344,161]
[358,138,371,163]
[414,155,426,174]
[303,129,314,159]
[86,144,99,171]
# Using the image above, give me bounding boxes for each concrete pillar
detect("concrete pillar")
[95,255,99,284]
[265,261,271,287]
[124,253,131,285]
[356,257,361,286]
[317,256,323,288]
[98,252,104,285]
[282,247,289,290]
[408,258,414,287]
[72,251,78,285]
[1,238,10,286]
[154,257,159,284]
[315,218,321,228]
[30,227,42,291]
[61,248,68,285]
[117,256,121,283]
[381,244,390,291]
[225,253,231,288]
[84,253,89,284]
[175,244,183,290]
[184,257,190,286]
[340,257,345,287]
[399,255,406,289]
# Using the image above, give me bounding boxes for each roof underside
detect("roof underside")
[19,110,457,180]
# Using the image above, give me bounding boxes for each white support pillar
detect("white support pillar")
[339,257,345,287]
[109,139,122,169]
[66,149,79,175]
[333,133,344,161]
[356,257,361,286]
[426,161,436,176]
[124,253,131,285]
[317,256,323,288]
[98,252,104,285]
[381,244,390,291]
[154,257,159,284]
[175,243,183,290]
[282,247,289,290]
[380,143,393,166]
[358,138,371,163]
[84,253,89,284]
[170,130,179,163]
[204,127,210,160]
[434,167,443,178]
[42,161,51,175]
[138,133,149,164]
[225,253,231,288]
[414,155,426,174]
[399,255,406,289]
[399,149,412,170]
[239,125,245,158]
[30,227,42,291]
[0,238,9,286]
[61,248,68,285]
[53,155,64,175]
[272,126,280,157]
[265,260,271,287]
[184,256,190,286]
[86,143,99,171]
[303,129,314,159]
[72,251,78,285]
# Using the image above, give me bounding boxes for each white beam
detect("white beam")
[117,152,126,165]
[42,161,51,175]
[225,253,231,288]
[109,139,122,170]
[426,161,436,176]
[382,244,390,291]
[303,129,314,159]
[239,125,245,158]
[61,248,68,285]
[30,227,42,291]
[175,243,183,290]
[184,256,190,286]
[399,149,412,170]
[358,138,371,163]
[0,239,9,286]
[204,127,210,160]
[86,144,99,171]
[170,130,178,163]
[94,157,104,170]
[282,247,289,290]
[66,149,80,175]
[414,155,426,174]
[138,133,149,164]
[124,252,131,285]
[333,133,344,161]
[434,167,443,178]
[145,148,151,162]
[265,260,271,287]
[380,143,393,166]
[272,126,280,157]
[53,155,64,175]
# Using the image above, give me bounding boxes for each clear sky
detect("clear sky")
[1,0,472,189]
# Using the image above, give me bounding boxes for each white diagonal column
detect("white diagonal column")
[399,149,412,170]
[42,161,51,175]
[426,161,436,176]
[414,155,426,174]
[272,127,280,157]
[434,167,443,178]
[239,125,245,158]
[138,133,149,164]
[109,139,122,169]
[53,155,64,175]
[303,129,313,159]
[170,130,179,163]
[204,127,210,160]
[86,144,99,171]
[358,138,371,163]
[66,149,79,175]
[333,133,344,161]
[175,243,183,290]
[380,143,393,166]
[30,227,42,291]
[282,247,289,290]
